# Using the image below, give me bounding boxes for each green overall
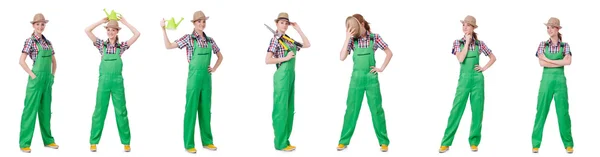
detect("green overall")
[183,39,214,149]
[272,40,297,150]
[19,41,56,148]
[531,43,573,148]
[338,34,389,146]
[90,46,131,145]
[441,43,485,147]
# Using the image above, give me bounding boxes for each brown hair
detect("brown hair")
[558,32,562,41]
[352,14,370,32]
[472,32,478,41]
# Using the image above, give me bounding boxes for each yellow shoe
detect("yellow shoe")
[21,147,31,153]
[532,148,539,153]
[471,145,478,152]
[380,144,388,152]
[288,144,296,149]
[566,147,573,154]
[124,145,131,152]
[186,148,197,154]
[45,143,59,149]
[337,144,347,151]
[203,144,217,151]
[439,146,449,153]
[90,144,97,152]
[281,145,295,152]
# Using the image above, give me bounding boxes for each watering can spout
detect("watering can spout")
[176,17,184,27]
[103,8,109,16]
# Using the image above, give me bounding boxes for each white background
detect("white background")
[1,0,599,156]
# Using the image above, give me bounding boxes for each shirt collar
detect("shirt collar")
[31,33,45,42]
[192,31,207,40]
[546,38,562,46]
[353,31,372,40]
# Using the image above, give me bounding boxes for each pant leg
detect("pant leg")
[19,76,44,148]
[468,75,485,146]
[531,77,554,148]
[441,76,470,146]
[198,74,214,146]
[112,78,131,145]
[338,74,365,145]
[184,73,201,149]
[90,78,111,144]
[365,75,389,145]
[39,74,55,145]
[284,75,295,146]
[554,77,573,148]
[273,72,292,150]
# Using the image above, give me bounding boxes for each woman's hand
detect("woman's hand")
[474,64,486,72]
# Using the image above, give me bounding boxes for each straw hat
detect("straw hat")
[104,20,121,30]
[346,16,361,37]
[544,17,562,29]
[30,13,49,24]
[460,15,478,28]
[190,11,209,22]
[274,12,290,23]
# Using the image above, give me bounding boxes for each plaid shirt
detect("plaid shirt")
[93,38,130,55]
[22,33,54,64]
[175,31,221,62]
[267,33,302,58]
[346,31,388,54]
[535,39,572,57]
[451,37,492,56]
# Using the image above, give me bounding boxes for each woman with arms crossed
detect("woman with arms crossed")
[531,17,574,154]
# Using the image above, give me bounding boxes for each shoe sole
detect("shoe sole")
[21,150,31,153]
[45,146,59,149]
[203,147,217,151]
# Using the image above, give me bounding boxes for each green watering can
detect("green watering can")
[165,17,184,30]
[103,8,121,20]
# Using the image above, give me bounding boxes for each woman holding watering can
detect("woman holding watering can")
[161,10,223,154]
[439,15,496,153]
[18,13,59,153]
[84,15,141,152]
[265,12,311,152]
[336,14,393,152]
[531,17,574,154]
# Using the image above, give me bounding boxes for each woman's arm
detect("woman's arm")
[119,17,141,46]
[291,22,310,48]
[539,58,562,67]
[19,53,35,78]
[51,56,57,75]
[378,47,393,71]
[455,40,470,63]
[481,53,496,70]
[339,36,352,61]
[265,52,292,64]
[160,19,179,49]
[85,18,108,43]
[546,54,571,66]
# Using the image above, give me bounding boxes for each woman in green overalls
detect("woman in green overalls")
[160,10,224,154]
[84,15,141,152]
[438,15,496,153]
[531,17,574,154]
[336,14,393,152]
[265,12,311,152]
[18,13,59,153]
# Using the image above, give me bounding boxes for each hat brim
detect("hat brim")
[191,16,210,22]
[104,26,121,30]
[274,18,290,23]
[30,20,49,24]
[544,23,562,29]
[460,20,478,28]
